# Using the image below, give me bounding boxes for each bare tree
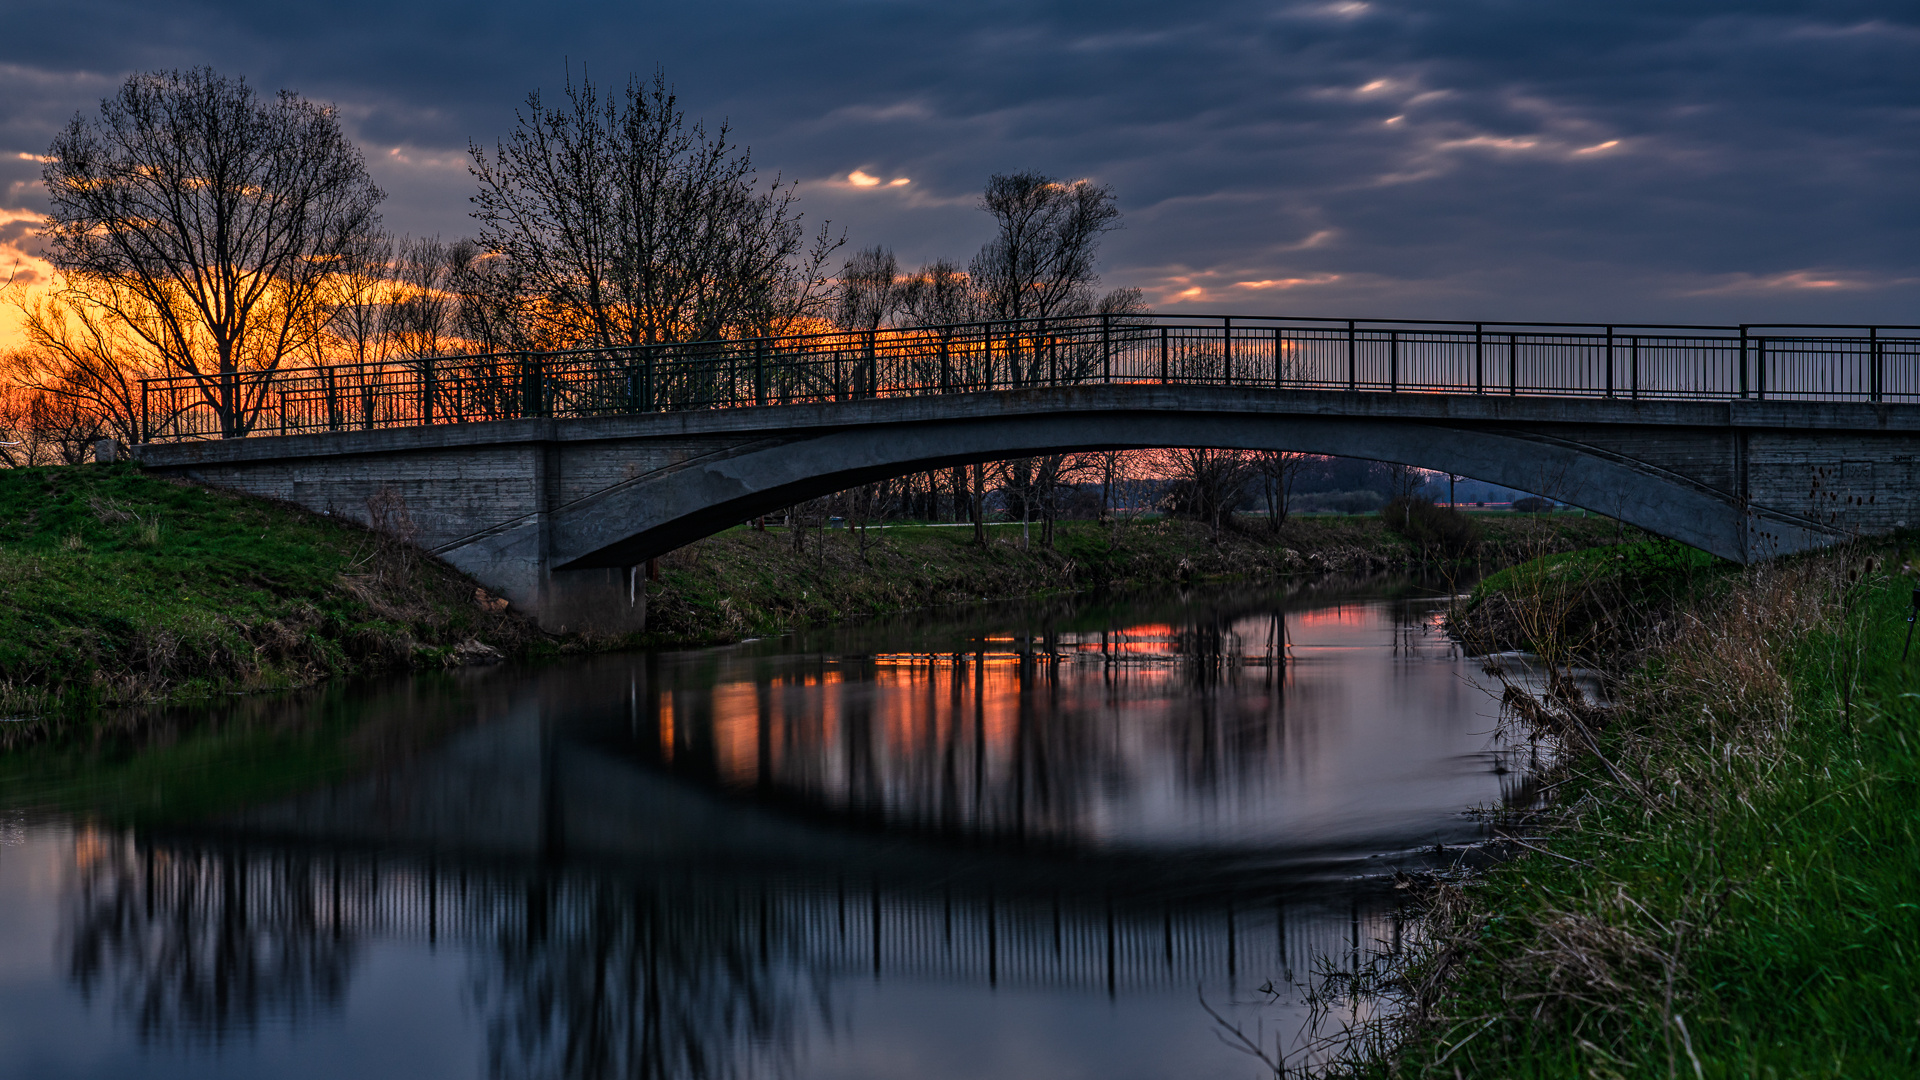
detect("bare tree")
[1159,448,1252,538]
[896,260,979,327]
[0,378,107,466]
[834,246,900,331]
[446,240,530,355]
[1250,451,1311,531]
[1378,461,1429,502]
[4,282,150,447]
[41,67,384,437]
[970,173,1121,323]
[469,68,842,350]
[386,236,457,360]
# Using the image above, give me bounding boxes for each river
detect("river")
[0,577,1537,1079]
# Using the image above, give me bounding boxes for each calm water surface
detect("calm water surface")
[0,578,1537,1079]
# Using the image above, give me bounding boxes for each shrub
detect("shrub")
[1382,495,1480,555]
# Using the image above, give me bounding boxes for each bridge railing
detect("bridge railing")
[135,315,1920,440]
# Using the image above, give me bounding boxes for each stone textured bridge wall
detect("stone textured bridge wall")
[134,387,1920,632]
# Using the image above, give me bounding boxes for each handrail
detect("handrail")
[133,312,1920,441]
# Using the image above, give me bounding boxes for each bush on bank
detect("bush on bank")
[1365,540,1920,1077]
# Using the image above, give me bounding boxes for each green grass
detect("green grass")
[1375,543,1920,1077]
[0,463,531,733]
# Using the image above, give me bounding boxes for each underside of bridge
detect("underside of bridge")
[134,385,1920,633]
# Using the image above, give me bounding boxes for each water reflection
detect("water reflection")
[7,580,1526,1079]
[56,831,1401,1078]
[625,580,1526,853]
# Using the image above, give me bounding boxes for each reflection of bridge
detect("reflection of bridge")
[131,314,1920,629]
[70,830,1398,1071]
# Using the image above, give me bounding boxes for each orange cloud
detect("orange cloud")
[1234,274,1343,290]
[846,170,911,189]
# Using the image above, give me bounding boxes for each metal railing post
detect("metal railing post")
[985,327,995,391]
[866,329,878,398]
[1757,337,1768,400]
[1346,320,1356,390]
[755,338,768,405]
[1872,327,1883,403]
[1222,317,1233,385]
[1273,327,1284,388]
[1389,331,1398,392]
[1160,326,1169,384]
[1631,336,1640,400]
[1509,333,1518,396]
[1738,326,1749,399]
[1474,324,1484,394]
[1605,326,1615,399]
[1101,313,1112,384]
[644,346,656,411]
[140,379,150,443]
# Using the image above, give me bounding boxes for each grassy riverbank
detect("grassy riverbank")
[1369,540,1920,1077]
[641,511,1625,646]
[0,463,1623,737]
[0,464,534,745]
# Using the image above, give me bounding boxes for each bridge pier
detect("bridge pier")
[438,515,646,637]
[140,431,648,636]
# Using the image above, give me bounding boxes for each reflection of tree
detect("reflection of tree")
[646,594,1320,846]
[66,836,814,1077]
[474,876,808,1080]
[64,840,358,1044]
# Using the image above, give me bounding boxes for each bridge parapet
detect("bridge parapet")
[135,313,1920,442]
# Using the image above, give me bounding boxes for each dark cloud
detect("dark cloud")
[2,0,1916,324]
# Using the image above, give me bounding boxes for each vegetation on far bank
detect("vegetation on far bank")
[640,510,1628,647]
[1354,537,1920,1077]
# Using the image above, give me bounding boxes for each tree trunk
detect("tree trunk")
[971,463,986,545]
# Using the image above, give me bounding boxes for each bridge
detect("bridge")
[130,313,1920,631]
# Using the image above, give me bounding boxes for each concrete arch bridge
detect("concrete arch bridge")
[132,314,1920,631]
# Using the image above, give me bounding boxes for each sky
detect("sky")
[1,0,1917,348]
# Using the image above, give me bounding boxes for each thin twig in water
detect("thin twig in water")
[1198,987,1288,1076]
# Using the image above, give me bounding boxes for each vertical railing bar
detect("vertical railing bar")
[1101,313,1112,384]
[1160,325,1169,385]
[1509,333,1518,396]
[1474,324,1483,395]
[1389,331,1398,393]
[1872,327,1882,403]
[1631,336,1640,400]
[1223,317,1233,386]
[1346,320,1356,390]
[1738,326,1749,399]
[1605,326,1614,399]
[1273,327,1283,389]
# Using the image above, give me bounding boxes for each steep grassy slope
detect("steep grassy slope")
[0,463,533,738]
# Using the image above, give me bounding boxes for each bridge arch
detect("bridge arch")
[541,390,1789,572]
[143,383,1895,631]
